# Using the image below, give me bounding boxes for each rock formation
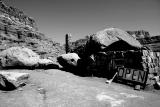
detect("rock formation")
[70,29,144,58]
[67,28,143,77]
[0,71,29,91]
[127,30,150,39]
[78,28,142,57]
[0,46,59,69]
[57,53,80,69]
[0,1,64,61]
[0,0,37,31]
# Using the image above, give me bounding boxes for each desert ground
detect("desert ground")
[0,69,160,107]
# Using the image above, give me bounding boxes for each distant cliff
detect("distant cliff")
[126,30,160,52]
[0,1,37,31]
[137,35,160,52]
[127,30,150,39]
[0,1,64,59]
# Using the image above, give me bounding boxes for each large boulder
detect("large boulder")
[0,71,29,91]
[85,28,142,56]
[92,28,142,48]
[0,47,58,69]
[57,53,80,69]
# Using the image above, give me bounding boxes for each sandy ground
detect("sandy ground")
[0,69,160,107]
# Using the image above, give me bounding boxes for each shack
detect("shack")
[85,28,158,88]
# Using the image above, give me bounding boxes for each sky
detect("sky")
[4,0,160,44]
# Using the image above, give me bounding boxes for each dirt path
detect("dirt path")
[0,69,160,107]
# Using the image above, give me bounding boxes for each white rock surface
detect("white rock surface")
[57,53,80,68]
[0,47,56,69]
[0,71,29,81]
[0,71,29,89]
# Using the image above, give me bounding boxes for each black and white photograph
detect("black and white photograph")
[0,0,160,107]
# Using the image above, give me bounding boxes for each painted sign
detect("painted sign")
[117,67,147,84]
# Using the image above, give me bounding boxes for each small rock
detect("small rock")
[0,71,29,91]
[18,88,23,91]
[0,74,16,91]
[153,83,160,90]
[134,85,141,91]
[37,88,46,95]
[30,83,36,86]
[152,75,160,90]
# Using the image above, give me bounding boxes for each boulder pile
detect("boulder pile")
[0,46,59,69]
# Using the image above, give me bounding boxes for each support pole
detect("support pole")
[4,26,8,34]
[65,34,72,53]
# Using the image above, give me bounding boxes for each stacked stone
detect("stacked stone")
[142,50,160,74]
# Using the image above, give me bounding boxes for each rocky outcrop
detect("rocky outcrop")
[0,1,37,31]
[137,35,160,52]
[127,30,150,39]
[0,47,59,69]
[0,1,64,60]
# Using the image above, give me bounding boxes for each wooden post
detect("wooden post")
[65,34,72,53]
[17,31,22,39]
[4,26,8,34]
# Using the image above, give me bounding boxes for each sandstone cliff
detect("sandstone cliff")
[0,1,64,59]
[127,30,150,39]
[127,31,160,52]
